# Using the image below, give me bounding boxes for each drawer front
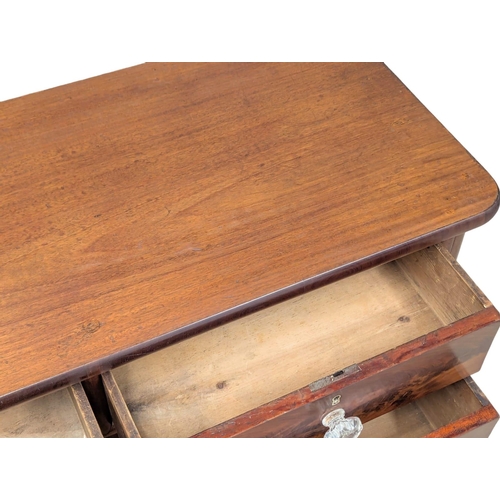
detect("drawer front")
[106,245,499,438]
[0,383,102,438]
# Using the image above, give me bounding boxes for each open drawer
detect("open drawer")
[102,244,499,437]
[0,383,102,438]
[301,377,498,438]
[359,377,499,438]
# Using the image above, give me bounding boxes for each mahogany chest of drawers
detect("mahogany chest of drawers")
[1,63,498,438]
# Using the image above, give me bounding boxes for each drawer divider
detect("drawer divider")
[102,372,141,438]
[67,383,103,438]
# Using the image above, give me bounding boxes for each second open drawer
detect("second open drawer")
[0,383,102,438]
[101,244,500,437]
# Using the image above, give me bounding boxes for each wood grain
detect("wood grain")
[1,63,498,407]
[0,385,89,437]
[112,257,440,437]
[424,406,499,438]
[424,377,499,438]
[279,378,498,438]
[101,371,141,438]
[359,378,498,438]
[195,308,499,437]
[111,245,486,437]
[67,382,103,438]
[441,234,464,259]
[80,375,113,436]
[396,245,489,324]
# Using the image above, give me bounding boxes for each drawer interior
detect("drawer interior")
[111,245,490,437]
[0,384,102,438]
[360,378,493,438]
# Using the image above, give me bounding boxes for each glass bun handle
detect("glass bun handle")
[322,408,363,438]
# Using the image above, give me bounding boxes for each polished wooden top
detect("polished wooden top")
[0,63,498,406]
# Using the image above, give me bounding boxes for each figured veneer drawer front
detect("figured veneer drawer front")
[0,383,102,438]
[107,245,499,438]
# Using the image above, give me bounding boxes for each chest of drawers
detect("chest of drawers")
[1,63,498,438]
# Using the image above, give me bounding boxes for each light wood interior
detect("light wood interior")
[360,378,483,438]
[0,388,87,438]
[111,245,487,437]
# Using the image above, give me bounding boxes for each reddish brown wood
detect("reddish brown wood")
[194,307,499,437]
[424,405,499,438]
[1,63,498,408]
